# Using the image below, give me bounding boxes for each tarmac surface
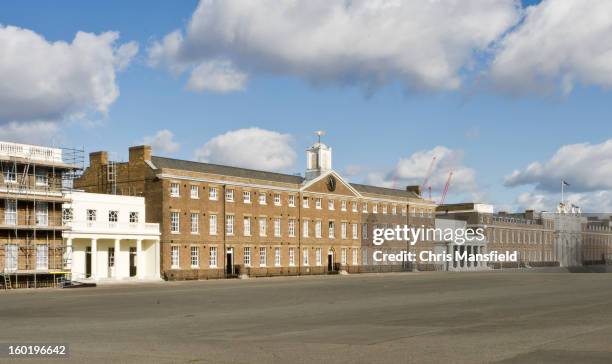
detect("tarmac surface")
[2,272,612,363]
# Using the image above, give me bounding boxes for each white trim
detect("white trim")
[157,173,300,192]
[300,170,362,197]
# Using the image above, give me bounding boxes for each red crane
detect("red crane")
[439,171,453,205]
[420,156,437,192]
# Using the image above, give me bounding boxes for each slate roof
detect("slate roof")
[350,183,420,199]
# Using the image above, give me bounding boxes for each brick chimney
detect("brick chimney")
[406,185,421,196]
[89,151,108,166]
[129,145,152,164]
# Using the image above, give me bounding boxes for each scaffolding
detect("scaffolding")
[0,142,84,289]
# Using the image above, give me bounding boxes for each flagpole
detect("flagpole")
[561,180,564,205]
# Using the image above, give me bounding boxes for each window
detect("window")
[170,183,180,197]
[191,213,199,234]
[243,191,251,203]
[302,196,309,208]
[36,244,48,270]
[189,185,200,198]
[274,247,281,266]
[259,218,267,237]
[226,215,234,235]
[244,247,251,267]
[341,222,347,239]
[35,170,48,186]
[288,195,295,207]
[315,220,322,238]
[108,247,115,268]
[288,219,296,237]
[244,216,251,236]
[35,201,48,226]
[259,192,267,205]
[209,186,218,200]
[315,198,322,209]
[352,223,358,239]
[392,206,397,215]
[303,248,309,266]
[171,246,179,268]
[420,209,424,218]
[428,209,433,218]
[274,218,281,237]
[108,210,118,223]
[209,247,217,268]
[5,244,17,271]
[3,167,16,184]
[191,246,200,268]
[303,220,309,238]
[362,223,368,239]
[341,248,347,265]
[411,207,416,217]
[382,205,387,214]
[328,200,334,210]
[402,207,407,216]
[328,221,335,238]
[259,247,267,266]
[87,209,97,222]
[352,201,358,212]
[289,247,295,266]
[362,248,368,265]
[362,202,368,213]
[170,212,180,233]
[129,211,139,223]
[352,249,358,265]
[315,248,322,266]
[209,214,217,235]
[274,193,281,206]
[225,189,234,202]
[62,208,73,223]
[341,200,347,211]
[372,204,378,214]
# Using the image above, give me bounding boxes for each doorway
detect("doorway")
[226,248,234,275]
[327,250,335,272]
[85,247,92,278]
[108,247,115,277]
[129,247,137,277]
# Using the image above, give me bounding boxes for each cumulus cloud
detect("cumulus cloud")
[0,121,60,145]
[515,190,612,212]
[491,0,612,95]
[194,128,296,172]
[505,139,612,192]
[365,146,478,198]
[143,129,180,153]
[0,25,137,124]
[148,0,520,93]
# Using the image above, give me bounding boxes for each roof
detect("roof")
[151,156,305,185]
[349,183,420,199]
[151,156,423,200]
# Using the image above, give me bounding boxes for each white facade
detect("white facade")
[63,192,161,281]
[305,142,332,180]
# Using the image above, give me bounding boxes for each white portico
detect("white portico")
[63,192,161,281]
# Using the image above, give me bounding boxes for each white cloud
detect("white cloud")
[195,128,296,172]
[149,0,520,93]
[491,0,612,95]
[143,129,180,153]
[186,59,247,92]
[0,121,60,145]
[515,190,612,213]
[0,25,137,124]
[365,146,478,200]
[505,139,612,192]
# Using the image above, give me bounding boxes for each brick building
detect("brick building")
[74,141,437,280]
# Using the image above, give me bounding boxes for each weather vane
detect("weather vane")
[315,130,326,143]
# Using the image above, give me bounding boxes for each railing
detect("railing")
[0,141,64,163]
[1,213,64,228]
[65,220,160,234]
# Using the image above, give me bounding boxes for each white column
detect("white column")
[114,239,121,279]
[155,239,161,279]
[65,238,73,270]
[91,238,98,280]
[137,239,144,279]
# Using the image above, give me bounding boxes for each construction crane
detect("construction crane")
[439,171,453,205]
[420,156,437,192]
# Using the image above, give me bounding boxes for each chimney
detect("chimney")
[525,210,535,220]
[129,145,152,164]
[89,151,108,166]
[406,185,421,196]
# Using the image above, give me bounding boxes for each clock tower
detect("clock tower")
[305,131,332,180]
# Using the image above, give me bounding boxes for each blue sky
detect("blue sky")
[1,0,612,211]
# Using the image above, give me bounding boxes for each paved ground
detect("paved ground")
[2,272,612,363]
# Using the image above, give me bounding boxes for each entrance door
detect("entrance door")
[85,247,92,278]
[108,247,115,277]
[327,251,334,272]
[226,248,234,275]
[129,247,137,277]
